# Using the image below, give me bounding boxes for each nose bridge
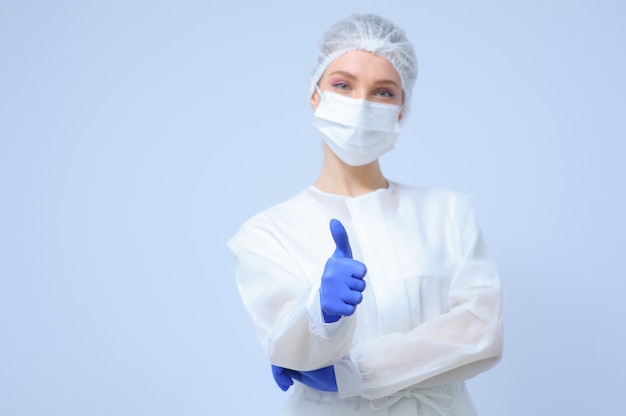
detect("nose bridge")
[352,88,367,100]
[351,86,368,100]
[351,75,376,99]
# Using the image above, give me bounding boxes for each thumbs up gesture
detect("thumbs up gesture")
[319,219,367,323]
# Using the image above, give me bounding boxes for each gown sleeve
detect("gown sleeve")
[228,216,357,371]
[334,198,503,400]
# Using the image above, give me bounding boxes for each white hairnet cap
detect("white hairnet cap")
[309,14,418,114]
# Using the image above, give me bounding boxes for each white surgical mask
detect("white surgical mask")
[313,86,402,166]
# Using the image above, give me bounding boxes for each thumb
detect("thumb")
[271,365,293,392]
[329,219,353,259]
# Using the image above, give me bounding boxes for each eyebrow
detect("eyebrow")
[327,70,401,90]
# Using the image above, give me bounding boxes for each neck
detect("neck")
[314,145,388,197]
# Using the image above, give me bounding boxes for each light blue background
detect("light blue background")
[1,1,624,414]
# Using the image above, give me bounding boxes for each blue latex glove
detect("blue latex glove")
[320,219,367,323]
[271,364,294,391]
[271,364,338,392]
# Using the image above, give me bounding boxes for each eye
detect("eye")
[375,89,395,98]
[332,81,351,91]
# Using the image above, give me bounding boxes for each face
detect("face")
[311,50,404,119]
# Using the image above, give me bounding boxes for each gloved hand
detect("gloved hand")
[271,364,294,391]
[271,364,338,392]
[320,219,367,323]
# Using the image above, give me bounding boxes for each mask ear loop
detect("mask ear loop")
[397,90,405,122]
[313,85,325,113]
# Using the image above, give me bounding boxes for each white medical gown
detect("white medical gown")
[228,182,503,415]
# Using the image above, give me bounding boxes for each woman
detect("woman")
[228,14,503,415]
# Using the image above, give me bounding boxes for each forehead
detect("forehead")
[323,50,402,85]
